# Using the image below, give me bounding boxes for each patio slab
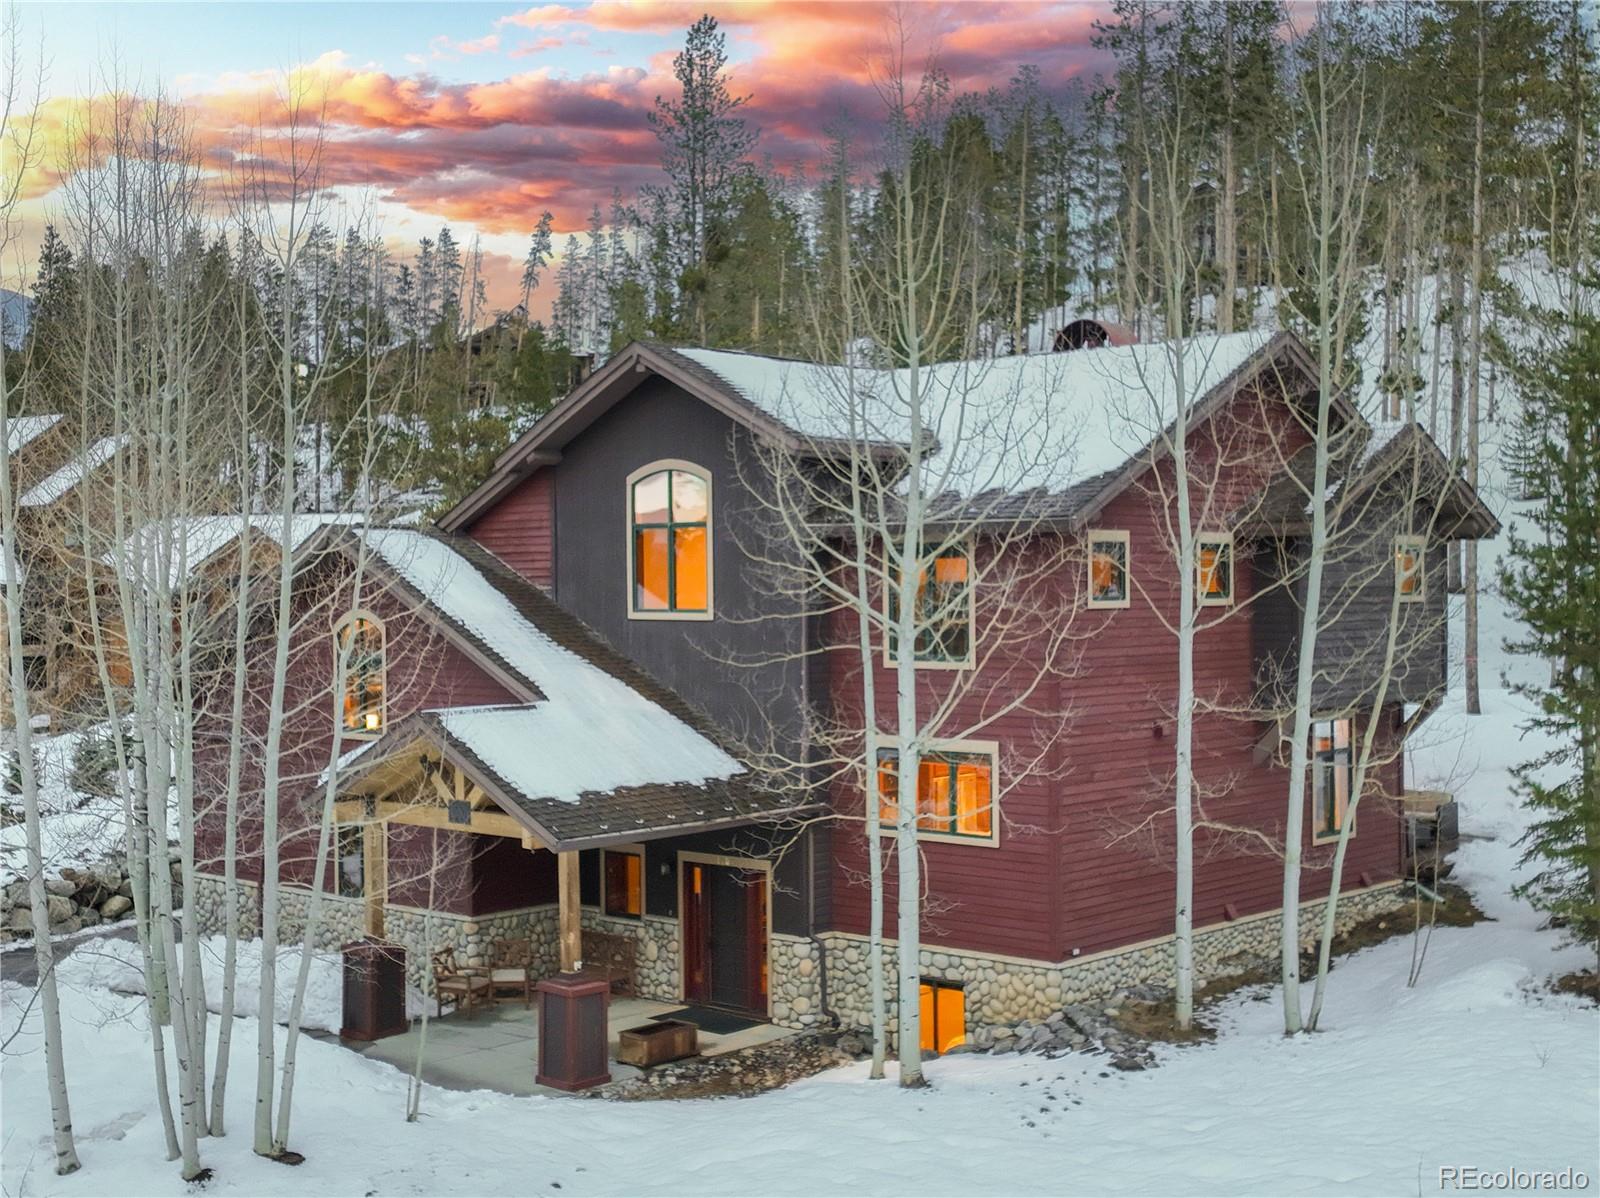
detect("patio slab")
[330,995,796,1097]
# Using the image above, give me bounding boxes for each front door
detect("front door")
[681,861,768,1014]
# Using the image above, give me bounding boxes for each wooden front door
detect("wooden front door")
[681,861,768,1014]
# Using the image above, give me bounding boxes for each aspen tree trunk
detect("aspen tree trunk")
[1463,17,1486,716]
[892,361,926,1087]
[255,332,299,1158]
[210,455,254,1133]
[0,402,82,1177]
[274,554,369,1153]
[1217,17,1238,334]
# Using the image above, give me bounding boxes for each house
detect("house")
[2,416,130,716]
[192,329,1495,1048]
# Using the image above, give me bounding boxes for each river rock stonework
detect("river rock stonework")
[580,910,679,1000]
[192,873,562,991]
[818,883,1405,1040]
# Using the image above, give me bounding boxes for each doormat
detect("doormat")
[656,1006,763,1036]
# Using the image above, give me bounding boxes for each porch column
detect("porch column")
[557,850,581,972]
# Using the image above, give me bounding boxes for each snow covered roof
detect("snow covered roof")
[5,412,62,456]
[674,332,1274,500]
[18,433,128,508]
[356,529,744,808]
[104,513,364,588]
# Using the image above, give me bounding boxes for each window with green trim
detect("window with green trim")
[876,747,995,841]
[630,467,709,614]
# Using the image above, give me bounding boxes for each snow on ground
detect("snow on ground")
[0,728,155,886]
[47,934,434,1030]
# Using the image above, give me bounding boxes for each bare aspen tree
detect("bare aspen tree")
[1271,4,1382,1034]
[727,34,1091,1084]
[0,23,82,1173]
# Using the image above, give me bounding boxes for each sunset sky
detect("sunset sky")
[8,1,1114,310]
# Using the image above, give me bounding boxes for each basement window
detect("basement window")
[335,612,386,739]
[1311,717,1355,844]
[1395,536,1425,603]
[1087,530,1130,608]
[603,847,643,918]
[919,980,966,1053]
[1198,534,1233,606]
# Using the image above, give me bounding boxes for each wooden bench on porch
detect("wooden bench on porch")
[582,929,637,996]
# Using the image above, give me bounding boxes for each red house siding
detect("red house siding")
[825,381,1404,965]
[195,556,531,916]
[466,470,555,587]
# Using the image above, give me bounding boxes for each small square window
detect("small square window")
[1087,531,1130,608]
[1198,535,1233,606]
[603,849,643,918]
[1395,537,1425,603]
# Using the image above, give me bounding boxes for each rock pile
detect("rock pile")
[963,984,1170,1070]
[0,854,156,942]
[592,1032,854,1101]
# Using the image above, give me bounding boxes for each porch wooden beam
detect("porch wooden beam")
[373,800,529,841]
[558,850,581,972]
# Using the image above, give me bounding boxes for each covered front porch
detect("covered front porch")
[335,993,795,1097]
[315,707,811,1092]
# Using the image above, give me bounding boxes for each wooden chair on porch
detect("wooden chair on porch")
[489,938,535,1008]
[431,948,492,1019]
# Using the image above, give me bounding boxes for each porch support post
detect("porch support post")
[362,798,386,938]
[558,850,581,972]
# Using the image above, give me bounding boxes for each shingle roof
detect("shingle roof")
[324,527,812,849]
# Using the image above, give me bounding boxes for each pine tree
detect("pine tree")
[520,210,555,318]
[647,14,757,341]
[1501,272,1600,961]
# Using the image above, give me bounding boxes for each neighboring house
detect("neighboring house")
[193,330,1495,1049]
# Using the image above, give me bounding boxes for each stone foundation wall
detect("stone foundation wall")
[818,883,1406,1038]
[195,874,1400,1038]
[192,874,560,991]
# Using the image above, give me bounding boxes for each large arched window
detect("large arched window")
[335,611,386,739]
[628,461,712,619]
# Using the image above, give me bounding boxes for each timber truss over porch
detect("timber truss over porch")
[327,708,812,970]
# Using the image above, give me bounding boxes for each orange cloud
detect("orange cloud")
[14,3,1112,252]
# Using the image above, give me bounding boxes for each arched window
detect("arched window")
[628,462,712,618]
[335,611,385,739]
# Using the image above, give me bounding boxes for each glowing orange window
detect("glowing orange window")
[335,614,385,738]
[1198,537,1232,604]
[877,749,993,840]
[604,850,643,917]
[631,468,709,613]
[919,981,966,1053]
[1396,539,1424,600]
[1088,533,1128,606]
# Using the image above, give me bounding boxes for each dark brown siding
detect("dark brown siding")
[467,470,555,588]
[1253,495,1450,712]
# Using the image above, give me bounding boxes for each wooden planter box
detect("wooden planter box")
[617,1019,698,1067]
